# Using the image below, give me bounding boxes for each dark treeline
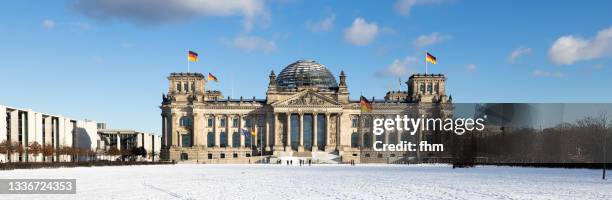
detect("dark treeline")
[465,115,612,164]
[0,160,172,171]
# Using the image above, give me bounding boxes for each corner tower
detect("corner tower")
[407,74,450,103]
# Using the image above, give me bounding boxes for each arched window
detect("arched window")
[363,132,372,148]
[207,132,215,147]
[232,132,240,148]
[220,132,228,147]
[351,132,359,148]
[180,116,192,127]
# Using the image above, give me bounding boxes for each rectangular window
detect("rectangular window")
[232,118,239,128]
[207,132,214,147]
[207,118,213,127]
[220,118,226,127]
[352,118,358,128]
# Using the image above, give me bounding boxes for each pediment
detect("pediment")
[272,90,340,107]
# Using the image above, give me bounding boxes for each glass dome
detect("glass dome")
[276,60,338,91]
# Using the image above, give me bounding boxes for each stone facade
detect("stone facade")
[160,60,453,163]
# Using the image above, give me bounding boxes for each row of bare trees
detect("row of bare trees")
[470,115,612,163]
[0,141,155,162]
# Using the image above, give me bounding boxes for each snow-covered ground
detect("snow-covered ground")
[1,164,611,199]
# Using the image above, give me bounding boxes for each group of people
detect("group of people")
[279,159,312,166]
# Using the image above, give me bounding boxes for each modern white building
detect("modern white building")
[97,124,161,161]
[0,105,98,163]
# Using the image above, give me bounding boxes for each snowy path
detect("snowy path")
[1,164,611,199]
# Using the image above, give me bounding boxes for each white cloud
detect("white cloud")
[72,0,268,32]
[594,63,604,70]
[466,64,476,72]
[375,56,417,77]
[394,0,447,15]
[42,19,55,29]
[344,17,379,46]
[306,14,335,32]
[532,70,564,78]
[507,47,532,62]
[549,26,612,65]
[413,32,451,48]
[232,35,276,53]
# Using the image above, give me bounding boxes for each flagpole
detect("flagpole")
[187,49,190,72]
[425,51,428,74]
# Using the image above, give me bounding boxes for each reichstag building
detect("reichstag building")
[160,60,453,163]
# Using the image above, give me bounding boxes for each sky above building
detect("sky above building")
[1,0,611,134]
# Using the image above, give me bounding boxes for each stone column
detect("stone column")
[161,114,166,146]
[298,113,304,152]
[265,114,271,151]
[240,114,245,148]
[214,115,220,147]
[285,113,291,151]
[193,113,198,147]
[336,113,342,151]
[202,115,208,148]
[171,113,178,146]
[274,113,281,147]
[325,113,331,147]
[227,115,232,149]
[312,113,318,151]
[116,132,121,150]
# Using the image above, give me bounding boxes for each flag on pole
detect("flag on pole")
[188,50,199,62]
[251,127,257,137]
[242,128,251,137]
[425,52,437,64]
[359,96,373,113]
[208,73,219,82]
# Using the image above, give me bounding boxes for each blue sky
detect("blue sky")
[1,0,611,134]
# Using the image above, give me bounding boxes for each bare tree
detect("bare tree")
[29,142,42,162]
[0,140,12,162]
[13,142,24,162]
[42,144,54,162]
[107,146,120,161]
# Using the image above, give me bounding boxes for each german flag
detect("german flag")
[360,96,373,113]
[188,50,198,62]
[208,73,218,82]
[426,52,437,64]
